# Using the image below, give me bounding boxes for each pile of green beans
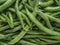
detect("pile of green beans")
[0,0,60,45]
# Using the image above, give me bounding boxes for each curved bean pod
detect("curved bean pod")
[26,8,60,36]
[0,0,16,12]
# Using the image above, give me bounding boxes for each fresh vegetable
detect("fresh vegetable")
[0,0,60,45]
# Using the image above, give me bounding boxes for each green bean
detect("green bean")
[5,33,15,37]
[15,0,25,29]
[8,8,31,26]
[29,39,46,45]
[12,33,45,39]
[35,39,47,45]
[19,4,23,10]
[51,12,60,16]
[44,36,60,40]
[46,14,60,23]
[8,7,26,14]
[16,0,30,27]
[8,25,29,45]
[0,0,16,12]
[0,25,9,31]
[34,39,41,43]
[32,0,39,15]
[26,39,40,44]
[0,0,60,45]
[23,35,60,40]
[37,10,53,29]
[8,4,23,12]
[8,12,14,28]
[8,0,30,44]
[19,40,38,45]
[44,6,60,12]
[23,35,44,38]
[0,22,20,31]
[4,33,16,41]
[8,8,16,12]
[26,8,60,36]
[25,3,33,11]
[37,10,60,24]
[27,31,46,35]
[1,13,13,28]
[41,38,60,44]
[36,39,47,45]
[4,25,21,33]
[39,0,54,7]
[19,12,31,26]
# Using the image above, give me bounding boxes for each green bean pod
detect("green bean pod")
[15,0,25,29]
[0,0,16,12]
[26,8,60,36]
[37,10,53,29]
[19,12,31,26]
[44,6,60,12]
[4,25,21,33]
[46,14,60,23]
[51,12,60,16]
[0,22,20,31]
[8,0,30,44]
[8,25,29,45]
[19,40,38,45]
[1,13,14,28]
[8,8,31,27]
[41,38,60,44]
[39,0,54,7]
